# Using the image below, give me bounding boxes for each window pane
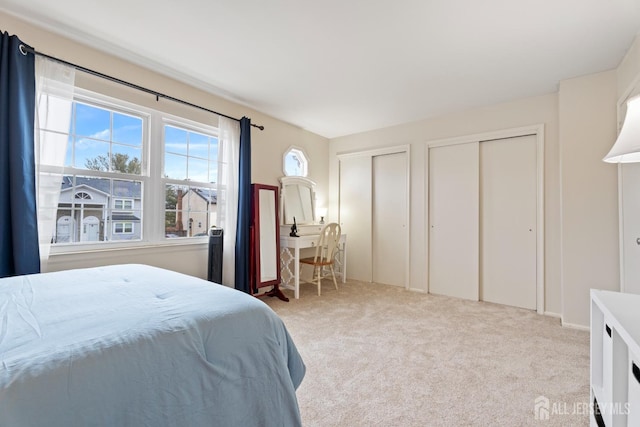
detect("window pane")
[164,125,217,185]
[54,209,73,243]
[113,112,142,146]
[189,132,209,160]
[165,185,215,238]
[165,125,187,155]
[165,153,187,180]
[165,184,187,238]
[75,139,110,170]
[68,102,145,174]
[110,209,141,241]
[284,148,308,177]
[75,103,110,140]
[54,175,142,244]
[113,179,142,199]
[56,176,110,243]
[112,145,142,174]
[188,157,209,182]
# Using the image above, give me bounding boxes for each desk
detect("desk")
[279,232,347,299]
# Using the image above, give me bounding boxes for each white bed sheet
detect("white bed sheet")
[0,264,305,427]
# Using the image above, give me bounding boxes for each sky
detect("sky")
[65,102,219,183]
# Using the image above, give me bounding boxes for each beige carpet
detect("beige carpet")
[264,280,590,426]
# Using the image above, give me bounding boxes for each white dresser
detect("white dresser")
[279,224,347,299]
[590,289,640,426]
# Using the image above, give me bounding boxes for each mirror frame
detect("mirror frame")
[279,176,316,225]
[252,183,281,289]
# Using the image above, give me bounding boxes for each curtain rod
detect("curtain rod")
[19,45,264,131]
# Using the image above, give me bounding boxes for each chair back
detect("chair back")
[314,223,342,263]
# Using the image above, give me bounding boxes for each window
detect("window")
[163,123,218,238]
[114,199,133,210]
[44,89,222,249]
[113,222,134,234]
[283,146,308,177]
[75,192,92,200]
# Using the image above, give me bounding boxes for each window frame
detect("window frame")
[47,88,221,255]
[161,117,220,240]
[283,145,309,177]
[113,222,134,234]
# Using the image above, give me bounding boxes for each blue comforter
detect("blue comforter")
[0,264,305,427]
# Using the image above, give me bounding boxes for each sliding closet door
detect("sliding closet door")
[372,152,407,287]
[428,142,479,300]
[480,135,537,309]
[339,156,372,282]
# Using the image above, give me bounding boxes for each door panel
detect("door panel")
[480,135,537,309]
[372,152,407,287]
[428,142,479,300]
[339,156,372,282]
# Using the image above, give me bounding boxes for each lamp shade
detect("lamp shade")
[604,95,640,163]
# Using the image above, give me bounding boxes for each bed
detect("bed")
[0,264,305,427]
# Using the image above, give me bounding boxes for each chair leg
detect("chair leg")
[316,266,321,296]
[330,265,338,290]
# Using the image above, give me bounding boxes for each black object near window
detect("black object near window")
[208,228,223,284]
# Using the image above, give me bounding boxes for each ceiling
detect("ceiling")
[2,0,640,138]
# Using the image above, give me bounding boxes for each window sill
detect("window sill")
[48,238,209,258]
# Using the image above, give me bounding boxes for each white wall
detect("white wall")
[617,35,640,100]
[329,94,562,315]
[559,70,619,328]
[1,11,330,279]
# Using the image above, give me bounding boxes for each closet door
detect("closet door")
[621,163,640,294]
[339,156,372,282]
[372,152,407,287]
[428,142,479,300]
[480,135,537,309]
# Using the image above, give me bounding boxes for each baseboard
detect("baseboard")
[544,311,561,319]
[560,320,590,331]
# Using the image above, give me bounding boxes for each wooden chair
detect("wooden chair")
[300,223,342,296]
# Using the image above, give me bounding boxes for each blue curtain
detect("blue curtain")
[0,32,39,277]
[234,117,251,293]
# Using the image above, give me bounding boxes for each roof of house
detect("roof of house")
[61,176,142,198]
[110,214,141,221]
[189,188,217,204]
